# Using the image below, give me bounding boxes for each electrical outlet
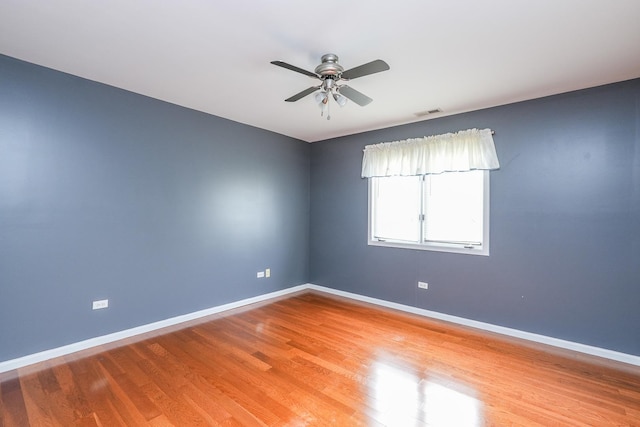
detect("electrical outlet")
[418,281,429,290]
[92,299,109,310]
[265,268,271,278]
[257,271,265,278]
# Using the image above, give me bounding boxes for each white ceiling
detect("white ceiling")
[1,1,639,143]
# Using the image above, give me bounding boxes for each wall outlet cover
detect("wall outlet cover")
[92,299,109,310]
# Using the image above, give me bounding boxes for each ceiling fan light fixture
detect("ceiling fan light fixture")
[319,96,330,120]
[333,92,348,107]
[314,91,328,105]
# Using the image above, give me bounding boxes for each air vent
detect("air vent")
[414,108,443,117]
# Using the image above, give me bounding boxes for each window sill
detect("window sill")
[368,239,489,256]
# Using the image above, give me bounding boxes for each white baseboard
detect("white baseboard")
[0,285,308,374]
[2,283,638,373]
[306,284,640,367]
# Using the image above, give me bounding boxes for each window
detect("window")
[368,170,490,255]
[362,128,498,255]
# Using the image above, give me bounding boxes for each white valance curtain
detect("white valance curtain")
[361,128,500,177]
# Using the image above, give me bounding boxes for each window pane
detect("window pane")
[372,176,421,243]
[424,171,484,244]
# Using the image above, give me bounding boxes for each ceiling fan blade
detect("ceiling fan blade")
[341,59,390,80]
[339,85,373,106]
[285,86,321,102]
[271,60,318,78]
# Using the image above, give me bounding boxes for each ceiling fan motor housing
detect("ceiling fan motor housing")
[315,54,344,77]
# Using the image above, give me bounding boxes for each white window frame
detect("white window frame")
[367,171,490,256]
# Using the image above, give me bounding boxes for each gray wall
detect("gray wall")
[0,55,310,361]
[310,79,640,356]
[2,51,639,363]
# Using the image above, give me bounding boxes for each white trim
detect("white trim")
[2,283,638,373]
[306,284,640,367]
[0,285,308,374]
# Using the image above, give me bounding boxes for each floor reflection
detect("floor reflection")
[371,361,420,425]
[369,360,482,426]
[422,381,481,426]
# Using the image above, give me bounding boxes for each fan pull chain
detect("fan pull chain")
[320,92,331,120]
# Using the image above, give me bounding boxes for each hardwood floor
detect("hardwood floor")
[1,291,639,426]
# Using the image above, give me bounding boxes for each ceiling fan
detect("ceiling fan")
[271,53,390,119]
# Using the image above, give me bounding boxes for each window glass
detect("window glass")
[424,171,484,245]
[372,176,421,243]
